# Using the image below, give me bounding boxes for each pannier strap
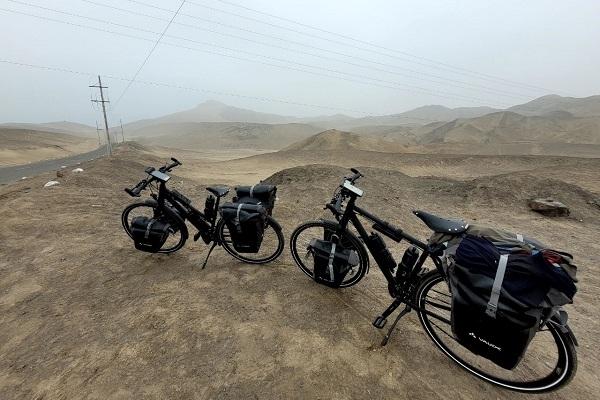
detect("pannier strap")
[486,254,509,319]
[327,243,337,281]
[145,220,155,239]
[235,203,244,233]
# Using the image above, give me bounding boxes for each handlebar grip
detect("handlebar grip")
[125,188,139,197]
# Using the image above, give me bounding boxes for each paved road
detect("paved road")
[0,146,108,185]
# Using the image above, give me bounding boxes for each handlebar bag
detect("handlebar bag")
[130,216,171,253]
[234,185,277,215]
[308,238,359,288]
[220,202,267,253]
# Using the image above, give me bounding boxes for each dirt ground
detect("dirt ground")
[1,144,599,399]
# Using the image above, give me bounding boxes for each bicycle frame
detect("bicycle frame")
[327,192,453,336]
[334,194,446,284]
[153,180,219,243]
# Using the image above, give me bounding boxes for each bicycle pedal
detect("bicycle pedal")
[193,232,201,242]
[372,316,387,329]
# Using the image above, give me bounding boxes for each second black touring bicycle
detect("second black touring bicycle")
[290,168,578,393]
[122,157,284,266]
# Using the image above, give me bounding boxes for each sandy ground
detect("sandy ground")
[0,131,97,167]
[0,144,599,399]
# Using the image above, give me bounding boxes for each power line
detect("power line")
[0,59,379,116]
[113,0,186,107]
[78,0,533,100]
[206,0,563,95]
[182,0,563,95]
[0,58,555,120]
[0,6,515,107]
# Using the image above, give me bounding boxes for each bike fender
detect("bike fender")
[551,312,578,347]
[267,216,283,231]
[142,198,158,207]
[317,218,341,227]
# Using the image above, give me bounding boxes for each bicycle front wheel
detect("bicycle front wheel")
[289,220,369,288]
[217,216,284,264]
[121,202,186,254]
[415,270,577,393]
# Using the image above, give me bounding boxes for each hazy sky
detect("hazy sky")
[1,0,599,125]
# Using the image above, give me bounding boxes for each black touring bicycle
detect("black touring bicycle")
[290,168,578,393]
[122,158,284,266]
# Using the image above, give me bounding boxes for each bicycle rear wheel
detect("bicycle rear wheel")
[217,216,284,264]
[121,202,186,254]
[415,270,577,393]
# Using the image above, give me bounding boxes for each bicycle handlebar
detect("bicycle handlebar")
[159,158,182,173]
[345,168,363,184]
[125,178,149,197]
[125,157,182,197]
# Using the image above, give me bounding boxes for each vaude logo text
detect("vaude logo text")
[468,332,502,351]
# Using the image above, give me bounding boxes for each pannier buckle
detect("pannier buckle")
[485,302,498,318]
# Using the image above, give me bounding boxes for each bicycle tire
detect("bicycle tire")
[217,216,284,264]
[289,220,369,288]
[415,270,577,393]
[121,202,187,254]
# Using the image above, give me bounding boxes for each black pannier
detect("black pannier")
[308,239,359,288]
[220,202,267,253]
[234,185,277,215]
[130,216,171,253]
[447,234,577,369]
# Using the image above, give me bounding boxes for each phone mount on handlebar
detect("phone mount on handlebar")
[343,180,363,197]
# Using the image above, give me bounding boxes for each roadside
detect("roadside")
[0,145,108,185]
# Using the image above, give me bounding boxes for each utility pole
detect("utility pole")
[120,118,125,143]
[90,75,112,156]
[95,120,102,146]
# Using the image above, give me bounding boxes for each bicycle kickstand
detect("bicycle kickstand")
[381,305,411,346]
[201,242,218,269]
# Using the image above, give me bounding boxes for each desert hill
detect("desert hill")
[277,109,600,157]
[281,129,408,153]
[0,121,97,137]
[416,111,600,145]
[341,105,501,128]
[509,94,600,117]
[122,100,300,132]
[0,128,97,166]
[133,121,322,150]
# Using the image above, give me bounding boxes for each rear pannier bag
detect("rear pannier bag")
[220,202,267,253]
[441,230,578,370]
[234,185,277,215]
[308,239,359,288]
[130,216,171,253]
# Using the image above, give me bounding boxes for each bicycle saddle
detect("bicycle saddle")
[206,186,230,197]
[413,210,468,234]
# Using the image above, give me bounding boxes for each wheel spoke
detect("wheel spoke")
[425,299,452,311]
[416,272,575,391]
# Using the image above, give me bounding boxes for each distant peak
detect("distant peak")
[197,99,227,107]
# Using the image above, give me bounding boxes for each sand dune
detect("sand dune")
[0,128,97,166]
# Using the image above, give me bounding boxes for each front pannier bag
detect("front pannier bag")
[220,202,268,253]
[441,228,578,370]
[130,216,171,252]
[308,239,359,288]
[234,185,277,215]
